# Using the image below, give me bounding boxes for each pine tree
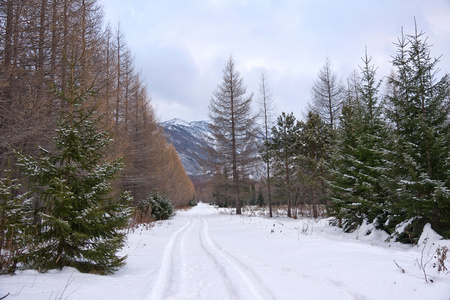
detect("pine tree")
[298,111,331,218]
[16,57,132,274]
[386,26,450,239]
[268,112,301,218]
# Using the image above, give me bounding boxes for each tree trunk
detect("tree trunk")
[285,160,291,218]
[38,0,47,72]
[4,0,14,69]
[231,89,241,215]
[313,187,318,218]
[50,0,58,82]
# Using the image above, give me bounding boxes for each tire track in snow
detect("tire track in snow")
[200,218,276,300]
[148,218,193,300]
[170,217,237,299]
[197,218,239,299]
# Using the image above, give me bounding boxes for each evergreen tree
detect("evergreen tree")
[328,99,361,230]
[328,97,363,231]
[353,52,391,229]
[146,190,174,221]
[268,112,301,218]
[249,184,257,206]
[298,111,331,218]
[16,57,132,274]
[0,169,33,274]
[329,51,389,232]
[188,197,197,207]
[386,26,450,239]
[256,192,265,207]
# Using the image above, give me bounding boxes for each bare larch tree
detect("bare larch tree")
[209,56,257,214]
[309,58,345,130]
[258,72,276,217]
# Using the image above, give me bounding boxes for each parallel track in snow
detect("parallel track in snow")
[148,218,193,300]
[199,218,276,300]
[148,215,276,299]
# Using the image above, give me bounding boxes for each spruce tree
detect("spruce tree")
[16,58,132,274]
[386,26,450,239]
[328,95,363,231]
[329,52,389,232]
[147,190,174,221]
[352,52,391,230]
[0,169,33,274]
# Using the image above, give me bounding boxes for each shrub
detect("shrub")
[133,198,153,225]
[188,197,197,207]
[148,190,174,220]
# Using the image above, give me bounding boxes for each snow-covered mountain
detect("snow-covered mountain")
[160,118,215,178]
[161,118,267,181]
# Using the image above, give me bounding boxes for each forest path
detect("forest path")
[149,205,276,299]
[2,203,450,300]
[146,203,363,300]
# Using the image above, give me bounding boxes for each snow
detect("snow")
[161,118,193,128]
[1,203,449,300]
[419,223,443,245]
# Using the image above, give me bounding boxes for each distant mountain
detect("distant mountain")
[160,118,265,184]
[160,119,215,179]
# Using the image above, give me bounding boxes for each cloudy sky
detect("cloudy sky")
[100,0,450,122]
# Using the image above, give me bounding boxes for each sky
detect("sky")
[100,0,450,123]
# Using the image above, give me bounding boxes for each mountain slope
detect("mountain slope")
[160,119,214,178]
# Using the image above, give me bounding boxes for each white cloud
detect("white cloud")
[102,0,450,122]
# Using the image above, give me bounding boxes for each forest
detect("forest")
[0,0,194,274]
[207,33,450,244]
[0,0,449,277]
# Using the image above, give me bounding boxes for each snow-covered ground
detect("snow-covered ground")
[1,203,449,300]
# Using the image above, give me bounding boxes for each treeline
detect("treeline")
[209,27,450,242]
[326,30,450,242]
[267,28,450,241]
[0,0,195,206]
[0,0,195,274]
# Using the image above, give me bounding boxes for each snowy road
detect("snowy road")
[147,205,364,300]
[1,203,450,299]
[149,215,275,299]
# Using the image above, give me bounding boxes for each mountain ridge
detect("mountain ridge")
[160,119,214,179]
[160,118,265,183]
